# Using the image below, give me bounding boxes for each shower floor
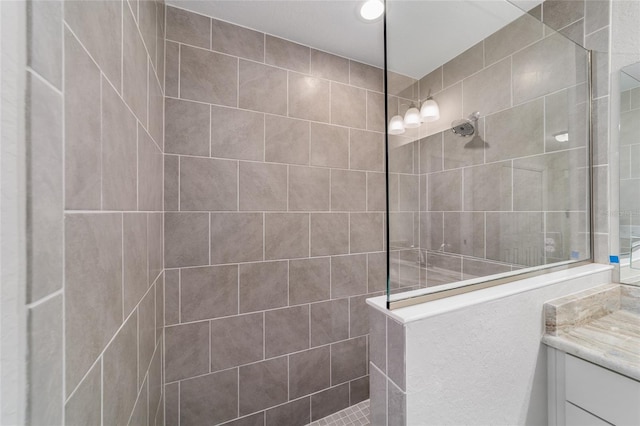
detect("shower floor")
[308,400,370,426]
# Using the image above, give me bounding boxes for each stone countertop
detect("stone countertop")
[542,283,640,381]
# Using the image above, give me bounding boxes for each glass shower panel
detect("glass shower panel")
[385,0,591,301]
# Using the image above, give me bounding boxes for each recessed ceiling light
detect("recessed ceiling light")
[360,0,384,21]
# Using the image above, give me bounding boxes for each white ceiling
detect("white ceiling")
[167,0,531,79]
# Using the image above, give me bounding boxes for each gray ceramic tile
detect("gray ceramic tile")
[211,313,264,371]
[165,269,180,325]
[368,252,387,293]
[310,213,350,256]
[462,258,511,280]
[165,322,210,382]
[289,72,331,123]
[148,337,163,422]
[289,166,330,211]
[122,8,147,124]
[65,213,122,395]
[463,162,512,211]
[148,71,164,151]
[266,397,311,426]
[265,305,310,357]
[164,212,209,268]
[128,378,147,426]
[181,265,238,322]
[443,125,485,170]
[367,172,386,212]
[138,126,163,212]
[388,71,417,99]
[265,115,310,165]
[513,150,587,212]
[389,141,415,175]
[154,275,164,340]
[239,357,288,415]
[419,133,443,174]
[331,170,366,211]
[27,0,62,88]
[349,61,383,92]
[101,78,137,210]
[543,0,585,31]
[462,57,511,117]
[180,370,238,425]
[331,82,367,129]
[65,0,121,90]
[239,162,288,211]
[103,312,138,426]
[350,213,384,253]
[426,252,462,286]
[26,73,63,302]
[239,60,288,115]
[180,45,237,106]
[123,214,147,317]
[398,174,419,212]
[592,93,609,164]
[310,123,349,168]
[350,376,370,404]
[544,85,589,152]
[222,412,265,426]
[443,212,485,257]
[311,49,349,83]
[211,18,264,61]
[388,380,406,426]
[486,212,544,266]
[310,383,350,421]
[350,129,384,172]
[484,13,543,65]
[165,98,210,156]
[64,30,101,209]
[65,360,101,426]
[166,6,210,48]
[545,212,588,262]
[138,1,157,66]
[331,337,367,385]
[310,299,349,347]
[369,308,386,372]
[289,347,331,399]
[27,295,62,425]
[369,365,387,426]
[485,98,544,162]
[289,257,331,305]
[180,156,237,211]
[265,213,310,260]
[587,31,609,99]
[419,67,443,98]
[367,91,386,133]
[428,169,462,211]
[387,319,405,391]
[239,261,288,313]
[347,294,368,338]
[585,0,609,34]
[331,254,367,298]
[390,212,416,248]
[165,382,179,426]
[265,35,310,73]
[211,106,264,161]
[210,213,263,264]
[147,213,163,285]
[559,19,585,47]
[512,33,587,104]
[165,41,179,98]
[443,42,484,87]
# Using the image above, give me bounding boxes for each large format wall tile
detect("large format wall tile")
[289,72,331,123]
[310,123,349,168]
[165,97,210,156]
[179,156,238,211]
[65,213,123,395]
[311,49,349,83]
[165,322,210,382]
[123,213,147,316]
[138,126,163,211]
[462,57,511,117]
[239,357,288,415]
[180,45,238,106]
[180,265,238,321]
[210,313,264,371]
[331,82,367,129]
[239,60,288,115]
[123,8,148,125]
[310,299,349,347]
[211,106,264,161]
[265,305,310,357]
[239,162,288,211]
[239,261,288,313]
[210,213,263,264]
[266,35,310,73]
[265,115,310,165]
[265,213,310,260]
[211,18,264,61]
[64,360,101,425]
[180,370,238,425]
[289,166,330,211]
[289,347,331,398]
[166,6,210,48]
[164,212,209,268]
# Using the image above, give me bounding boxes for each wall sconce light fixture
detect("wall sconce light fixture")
[388,96,440,135]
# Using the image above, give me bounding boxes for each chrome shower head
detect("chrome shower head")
[451,112,480,137]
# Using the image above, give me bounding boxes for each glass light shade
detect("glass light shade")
[360,0,384,20]
[388,115,405,135]
[420,99,440,122]
[404,107,421,128]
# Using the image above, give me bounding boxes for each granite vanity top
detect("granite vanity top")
[542,283,640,381]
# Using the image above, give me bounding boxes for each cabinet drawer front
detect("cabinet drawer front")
[565,355,640,425]
[565,402,611,426]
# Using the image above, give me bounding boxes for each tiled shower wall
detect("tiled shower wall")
[387,1,612,294]
[25,1,165,424]
[162,6,387,425]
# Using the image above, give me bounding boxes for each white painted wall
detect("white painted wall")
[401,266,612,425]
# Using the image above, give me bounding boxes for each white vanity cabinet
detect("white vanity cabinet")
[547,348,640,425]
